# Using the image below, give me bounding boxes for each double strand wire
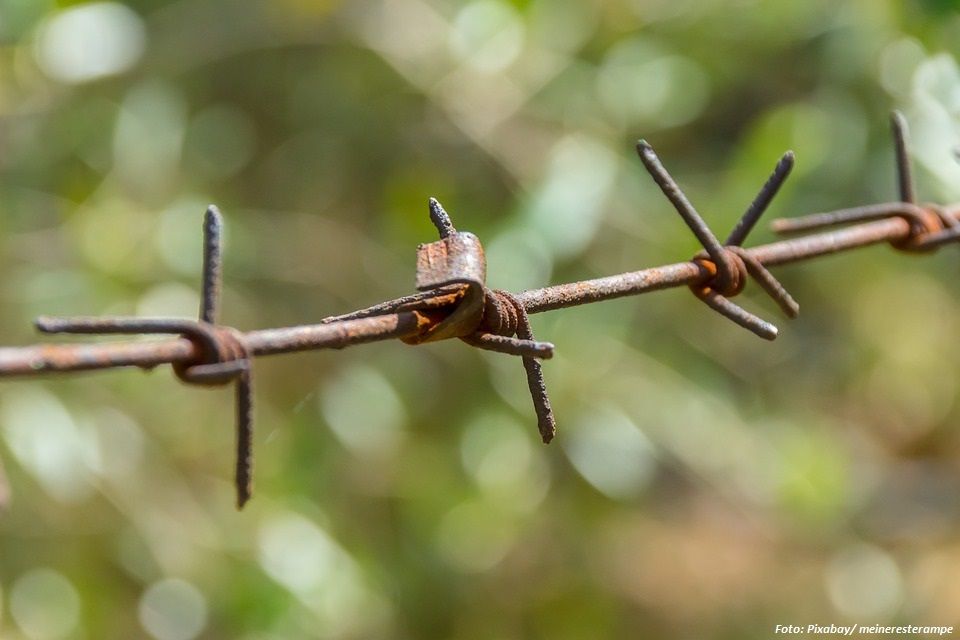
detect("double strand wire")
[1,111,958,508]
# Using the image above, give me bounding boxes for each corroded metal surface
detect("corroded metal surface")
[410,232,486,343]
[0,111,957,508]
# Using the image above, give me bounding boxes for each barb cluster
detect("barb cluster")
[1,111,958,510]
[36,208,255,507]
[637,141,798,339]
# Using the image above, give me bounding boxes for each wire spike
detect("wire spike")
[428,197,456,239]
[636,141,725,259]
[461,333,554,359]
[235,369,254,509]
[35,316,70,333]
[726,150,795,246]
[729,247,799,318]
[201,205,224,324]
[692,288,779,340]
[891,110,916,204]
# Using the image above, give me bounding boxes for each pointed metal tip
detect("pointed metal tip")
[427,197,444,219]
[34,316,59,333]
[769,151,795,184]
[535,341,555,359]
[769,218,789,233]
[890,111,915,203]
[890,110,910,139]
[204,205,224,233]
[724,150,797,247]
[428,197,456,238]
[635,139,667,179]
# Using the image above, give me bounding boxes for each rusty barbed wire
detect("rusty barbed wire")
[1,110,958,509]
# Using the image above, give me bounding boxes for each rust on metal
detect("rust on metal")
[409,231,486,343]
[0,110,957,508]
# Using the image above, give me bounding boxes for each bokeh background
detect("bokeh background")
[2,0,960,638]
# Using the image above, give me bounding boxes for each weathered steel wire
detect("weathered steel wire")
[0,111,956,509]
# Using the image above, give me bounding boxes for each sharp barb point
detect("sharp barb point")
[635,138,727,264]
[200,205,224,325]
[726,149,795,246]
[890,110,915,204]
[461,333,554,359]
[428,198,456,239]
[34,317,58,333]
[234,370,254,510]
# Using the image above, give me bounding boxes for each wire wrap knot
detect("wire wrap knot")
[173,324,250,386]
[691,248,747,298]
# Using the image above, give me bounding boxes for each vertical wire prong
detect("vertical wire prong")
[201,205,224,324]
[891,111,916,204]
[198,207,254,509]
[498,292,556,443]
[235,368,254,509]
[518,334,556,443]
[428,197,457,239]
[726,151,795,246]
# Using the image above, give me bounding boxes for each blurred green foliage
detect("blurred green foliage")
[1,0,960,638]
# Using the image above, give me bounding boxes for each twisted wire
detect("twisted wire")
[1,111,958,509]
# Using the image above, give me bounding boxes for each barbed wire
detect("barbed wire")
[1,111,958,509]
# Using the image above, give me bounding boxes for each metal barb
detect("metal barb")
[637,140,798,338]
[891,110,916,204]
[728,247,799,318]
[234,368,253,509]
[771,113,948,253]
[429,197,457,239]
[636,140,735,288]
[691,286,778,340]
[497,290,556,443]
[201,205,223,324]
[37,207,255,511]
[461,332,554,359]
[726,151,794,246]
